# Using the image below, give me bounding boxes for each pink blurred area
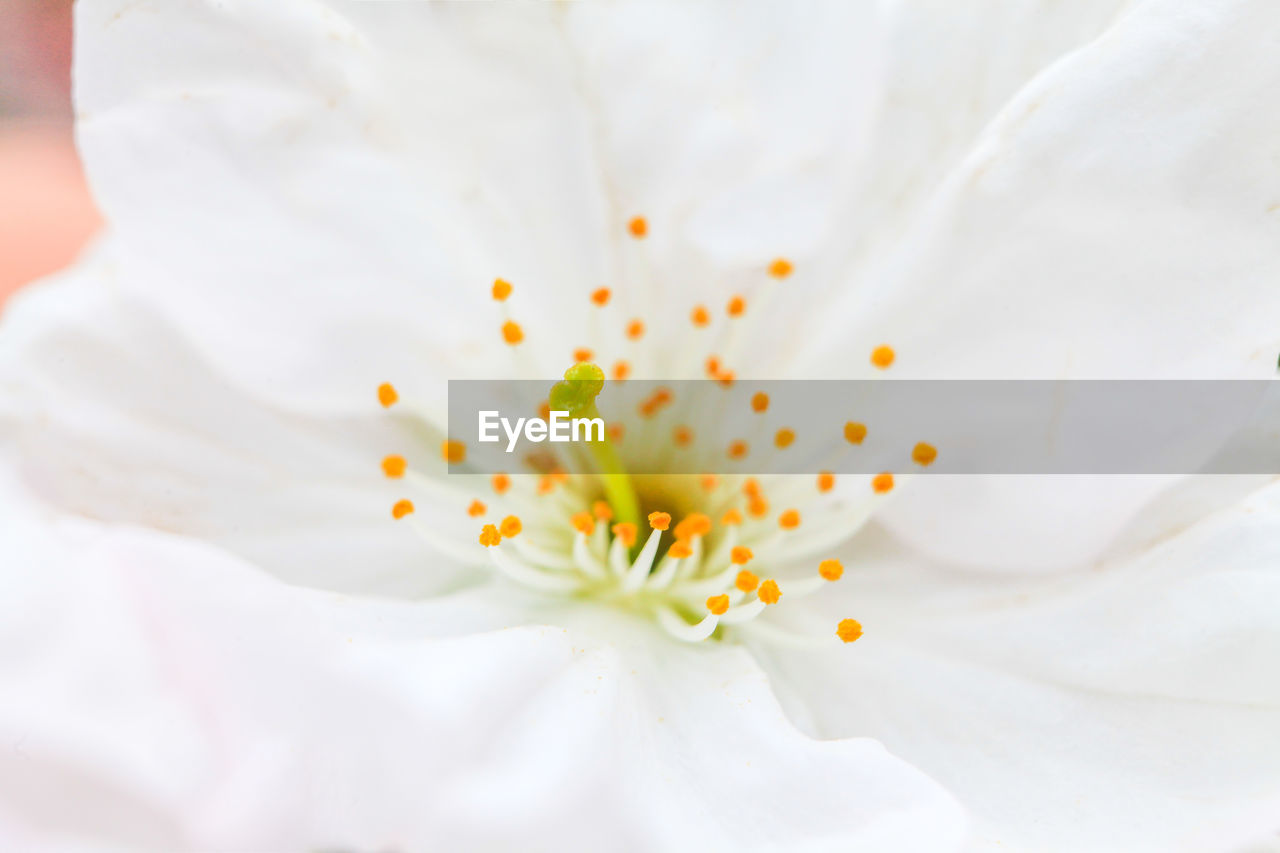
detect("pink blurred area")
[0,0,102,306]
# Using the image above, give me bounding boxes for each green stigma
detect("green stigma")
[549,362,640,531]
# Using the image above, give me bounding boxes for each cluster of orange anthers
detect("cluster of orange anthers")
[371,216,947,645]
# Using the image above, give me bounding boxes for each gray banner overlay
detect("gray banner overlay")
[446,380,1280,475]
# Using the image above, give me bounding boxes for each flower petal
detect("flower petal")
[803,0,1280,570]
[0,491,967,851]
[759,482,1280,850]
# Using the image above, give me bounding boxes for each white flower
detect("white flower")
[2,0,1280,850]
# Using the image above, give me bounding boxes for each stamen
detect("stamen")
[872,472,895,494]
[819,559,844,581]
[673,425,693,447]
[492,473,511,494]
[705,356,722,377]
[626,319,645,340]
[837,619,863,643]
[500,515,523,538]
[707,594,730,615]
[479,524,502,547]
[751,392,770,413]
[747,495,769,518]
[574,347,594,363]
[502,320,524,345]
[571,512,595,535]
[377,382,399,408]
[592,501,614,521]
[648,512,671,531]
[778,509,801,529]
[728,440,749,460]
[441,440,466,464]
[731,546,754,565]
[381,455,407,478]
[720,508,743,526]
[613,361,631,381]
[628,216,648,238]
[467,499,487,518]
[870,345,895,369]
[700,474,719,492]
[690,305,711,327]
[591,287,612,307]
[612,522,638,548]
[774,428,795,449]
[735,570,760,592]
[492,278,513,301]
[768,258,794,279]
[758,579,782,605]
[727,295,746,317]
[817,471,835,492]
[913,442,938,466]
[392,499,415,520]
[844,422,867,445]
[669,541,693,559]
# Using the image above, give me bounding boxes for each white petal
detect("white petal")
[0,496,967,851]
[801,1,1280,570]
[759,483,1280,851]
[0,263,460,597]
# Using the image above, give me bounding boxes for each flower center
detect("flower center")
[376,217,937,645]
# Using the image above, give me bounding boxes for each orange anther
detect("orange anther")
[751,392,769,413]
[747,495,770,518]
[479,524,502,547]
[735,570,760,593]
[648,511,671,531]
[758,579,782,605]
[720,508,743,526]
[592,501,614,521]
[728,440,749,460]
[742,478,762,498]
[626,319,645,340]
[492,473,511,495]
[668,540,693,559]
[613,360,631,381]
[844,422,867,445]
[691,305,710,327]
[913,442,938,467]
[715,370,735,388]
[612,522,637,548]
[673,425,693,447]
[381,455,407,478]
[778,509,801,529]
[467,499,487,518]
[774,428,795,449]
[500,515,523,538]
[392,499,415,520]
[700,474,719,493]
[628,216,648,238]
[441,440,466,464]
[819,559,844,581]
[705,356,722,377]
[768,258,794,279]
[608,422,625,442]
[817,471,835,492]
[706,594,730,615]
[872,472,895,494]
[727,295,746,317]
[574,347,594,363]
[731,546,754,565]
[502,320,524,345]
[538,401,551,422]
[837,618,863,643]
[571,512,595,535]
[870,345,895,369]
[674,513,712,540]
[377,383,399,408]
[591,287,612,307]
[492,278,513,301]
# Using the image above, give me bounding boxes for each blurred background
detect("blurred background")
[0,0,101,305]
